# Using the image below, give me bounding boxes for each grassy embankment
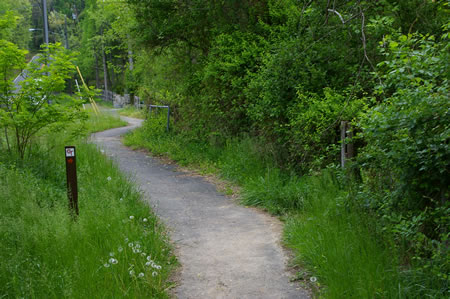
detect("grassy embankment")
[118,105,146,119]
[0,111,176,298]
[123,115,437,298]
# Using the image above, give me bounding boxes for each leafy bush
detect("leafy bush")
[357,30,449,296]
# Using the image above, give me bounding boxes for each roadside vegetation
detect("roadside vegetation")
[119,105,146,119]
[0,11,176,298]
[0,111,176,297]
[112,1,448,297]
[124,112,445,298]
[2,0,449,298]
[0,136,176,298]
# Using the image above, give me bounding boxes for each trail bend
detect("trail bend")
[92,116,309,299]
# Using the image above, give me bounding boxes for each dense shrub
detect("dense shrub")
[357,30,449,296]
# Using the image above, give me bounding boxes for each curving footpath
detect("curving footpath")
[92,116,309,299]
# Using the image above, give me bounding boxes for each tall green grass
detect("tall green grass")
[82,105,127,133]
[123,116,442,298]
[0,116,176,298]
[119,105,146,119]
[284,173,401,298]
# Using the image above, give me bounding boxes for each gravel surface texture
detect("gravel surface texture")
[92,116,309,299]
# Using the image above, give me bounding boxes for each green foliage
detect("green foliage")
[76,0,449,297]
[124,118,410,296]
[0,43,87,158]
[194,30,267,135]
[284,172,402,299]
[119,105,146,119]
[0,0,32,49]
[0,137,176,298]
[357,30,449,296]
[286,87,368,170]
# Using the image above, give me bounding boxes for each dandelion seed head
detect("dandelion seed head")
[107,176,112,181]
[109,252,114,257]
[141,252,146,257]
[156,265,162,270]
[310,276,317,283]
[129,215,134,220]
[104,263,110,268]
[118,247,123,252]
[124,238,129,242]
[143,218,148,222]
[128,242,133,247]
[138,272,144,278]
[145,261,151,266]
[152,271,158,277]
[129,270,135,276]
[119,198,123,201]
[146,256,152,261]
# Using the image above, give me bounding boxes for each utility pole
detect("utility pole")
[42,0,49,45]
[64,16,69,49]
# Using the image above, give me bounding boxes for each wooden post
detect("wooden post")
[65,146,79,217]
[341,121,354,168]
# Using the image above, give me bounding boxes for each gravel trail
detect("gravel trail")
[92,116,309,299]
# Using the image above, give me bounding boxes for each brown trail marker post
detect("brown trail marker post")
[65,146,79,217]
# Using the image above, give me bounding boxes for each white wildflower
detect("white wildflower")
[138,272,145,278]
[310,276,317,283]
[107,176,112,181]
[129,215,134,220]
[143,218,148,222]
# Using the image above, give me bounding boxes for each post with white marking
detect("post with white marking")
[65,146,79,217]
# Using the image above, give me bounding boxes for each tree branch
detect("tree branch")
[327,9,345,24]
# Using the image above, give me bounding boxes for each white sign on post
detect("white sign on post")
[66,147,75,157]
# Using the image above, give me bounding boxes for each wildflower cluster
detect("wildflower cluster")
[103,251,119,268]
[102,232,165,280]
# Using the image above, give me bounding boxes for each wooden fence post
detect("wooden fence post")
[341,121,354,168]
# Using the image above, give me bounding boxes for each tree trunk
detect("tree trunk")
[95,51,100,89]
[127,37,135,105]
[102,45,108,99]
[108,52,115,88]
